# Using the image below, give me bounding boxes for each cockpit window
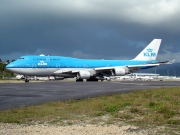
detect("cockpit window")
[19,58,24,59]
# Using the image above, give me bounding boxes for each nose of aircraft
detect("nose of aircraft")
[6,63,15,72]
[6,61,23,74]
[6,63,11,68]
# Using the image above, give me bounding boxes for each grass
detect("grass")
[0,87,180,134]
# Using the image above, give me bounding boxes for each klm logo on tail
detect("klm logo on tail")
[143,48,156,57]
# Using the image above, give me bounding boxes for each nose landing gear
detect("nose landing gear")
[25,77,29,82]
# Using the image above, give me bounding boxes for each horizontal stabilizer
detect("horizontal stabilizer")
[158,59,176,64]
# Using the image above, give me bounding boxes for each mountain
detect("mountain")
[141,63,180,77]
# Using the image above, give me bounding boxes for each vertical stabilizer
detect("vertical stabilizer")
[133,39,161,60]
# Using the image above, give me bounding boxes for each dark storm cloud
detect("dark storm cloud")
[0,0,180,62]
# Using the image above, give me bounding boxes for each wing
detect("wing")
[94,59,175,76]
[95,63,160,74]
[52,59,174,78]
[53,63,160,76]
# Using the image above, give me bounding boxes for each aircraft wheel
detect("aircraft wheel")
[76,79,83,82]
[87,78,98,82]
[25,78,29,83]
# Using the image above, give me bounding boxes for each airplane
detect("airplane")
[133,74,154,81]
[6,39,175,82]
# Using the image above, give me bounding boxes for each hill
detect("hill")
[142,63,180,77]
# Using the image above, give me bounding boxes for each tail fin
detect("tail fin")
[133,39,161,61]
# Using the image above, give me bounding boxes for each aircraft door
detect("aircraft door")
[46,56,50,62]
[56,63,60,69]
[32,63,36,70]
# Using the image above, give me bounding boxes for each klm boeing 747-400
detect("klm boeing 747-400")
[6,39,175,82]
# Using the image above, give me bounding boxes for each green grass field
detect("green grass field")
[0,87,180,134]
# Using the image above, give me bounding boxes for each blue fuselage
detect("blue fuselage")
[7,55,157,69]
[5,55,158,77]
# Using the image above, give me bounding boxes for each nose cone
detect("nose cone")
[6,63,12,68]
[6,61,23,74]
[6,63,16,72]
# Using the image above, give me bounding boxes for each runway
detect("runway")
[0,81,179,110]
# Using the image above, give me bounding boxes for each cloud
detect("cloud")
[0,0,180,61]
[158,52,180,62]
[1,0,180,24]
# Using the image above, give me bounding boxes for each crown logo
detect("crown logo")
[38,60,47,65]
[146,48,153,52]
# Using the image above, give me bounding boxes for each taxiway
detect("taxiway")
[0,81,179,110]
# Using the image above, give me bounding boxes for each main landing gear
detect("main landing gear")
[76,79,83,82]
[76,77,99,82]
[87,77,98,82]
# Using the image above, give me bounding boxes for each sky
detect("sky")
[0,0,180,62]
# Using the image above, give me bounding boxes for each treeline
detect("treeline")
[0,60,15,79]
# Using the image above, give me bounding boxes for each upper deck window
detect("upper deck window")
[49,59,60,60]
[19,58,24,60]
[33,58,46,60]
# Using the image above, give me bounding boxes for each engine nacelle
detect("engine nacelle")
[77,71,91,79]
[113,68,126,76]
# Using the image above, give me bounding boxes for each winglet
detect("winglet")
[133,39,162,61]
[167,59,176,64]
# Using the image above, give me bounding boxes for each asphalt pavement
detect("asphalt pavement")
[0,81,179,110]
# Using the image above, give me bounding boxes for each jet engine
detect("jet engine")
[77,71,91,79]
[112,67,129,76]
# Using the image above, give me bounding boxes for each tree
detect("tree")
[0,62,15,79]
[6,60,10,64]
